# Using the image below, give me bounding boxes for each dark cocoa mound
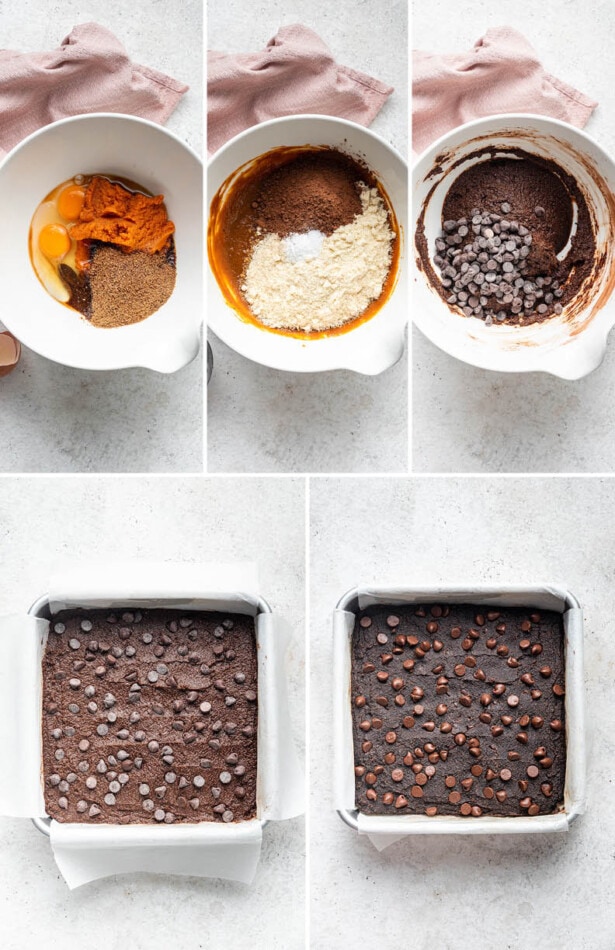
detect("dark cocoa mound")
[250,152,362,237]
[442,157,573,253]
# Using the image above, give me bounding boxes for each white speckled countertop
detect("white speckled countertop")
[309,476,615,950]
[413,0,615,473]
[0,0,203,473]
[207,0,408,473]
[0,476,305,950]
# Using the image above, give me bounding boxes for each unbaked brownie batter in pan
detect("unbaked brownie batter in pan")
[42,609,257,824]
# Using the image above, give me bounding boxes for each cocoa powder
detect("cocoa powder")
[249,152,363,237]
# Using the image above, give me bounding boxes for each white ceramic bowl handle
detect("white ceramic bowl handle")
[341,324,406,375]
[138,328,201,374]
[537,330,609,380]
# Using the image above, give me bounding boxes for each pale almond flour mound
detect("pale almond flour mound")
[241,184,394,332]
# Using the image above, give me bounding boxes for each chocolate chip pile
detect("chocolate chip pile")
[42,609,257,824]
[434,205,565,325]
[351,604,566,818]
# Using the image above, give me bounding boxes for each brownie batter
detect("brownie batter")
[42,609,257,824]
[417,148,596,326]
[442,157,575,269]
[351,604,566,818]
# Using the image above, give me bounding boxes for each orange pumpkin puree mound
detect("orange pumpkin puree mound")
[70,176,175,254]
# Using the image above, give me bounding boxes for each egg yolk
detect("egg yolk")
[57,184,86,221]
[38,223,71,260]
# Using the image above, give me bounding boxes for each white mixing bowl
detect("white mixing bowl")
[413,114,615,380]
[0,114,202,372]
[208,115,407,375]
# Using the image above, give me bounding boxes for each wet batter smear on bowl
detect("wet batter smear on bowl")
[209,147,400,336]
[30,174,176,328]
[430,151,595,326]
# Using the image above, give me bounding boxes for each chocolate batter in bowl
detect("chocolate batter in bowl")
[413,115,615,379]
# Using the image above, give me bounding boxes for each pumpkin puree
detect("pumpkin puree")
[70,176,175,254]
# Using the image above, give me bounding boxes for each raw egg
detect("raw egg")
[38,223,71,260]
[30,176,90,303]
[57,184,86,221]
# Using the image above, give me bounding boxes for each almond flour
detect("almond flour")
[241,184,394,332]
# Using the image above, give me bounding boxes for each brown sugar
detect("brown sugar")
[70,176,175,254]
[87,245,176,327]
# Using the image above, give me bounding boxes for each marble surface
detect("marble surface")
[0,0,203,473]
[309,476,615,950]
[207,0,408,473]
[413,0,615,473]
[0,476,305,950]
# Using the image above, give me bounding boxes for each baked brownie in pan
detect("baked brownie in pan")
[351,603,566,819]
[41,608,257,825]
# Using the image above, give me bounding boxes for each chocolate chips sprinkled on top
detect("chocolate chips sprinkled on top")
[42,609,257,824]
[351,604,565,818]
[434,209,564,326]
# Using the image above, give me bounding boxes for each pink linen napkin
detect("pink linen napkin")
[208,24,393,154]
[0,22,188,160]
[413,26,598,155]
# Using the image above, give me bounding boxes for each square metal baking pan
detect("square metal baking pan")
[31,592,271,838]
[334,584,585,836]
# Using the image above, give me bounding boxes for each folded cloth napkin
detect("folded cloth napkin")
[413,26,598,155]
[208,24,393,154]
[0,22,188,160]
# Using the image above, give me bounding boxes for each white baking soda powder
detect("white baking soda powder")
[282,230,325,263]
